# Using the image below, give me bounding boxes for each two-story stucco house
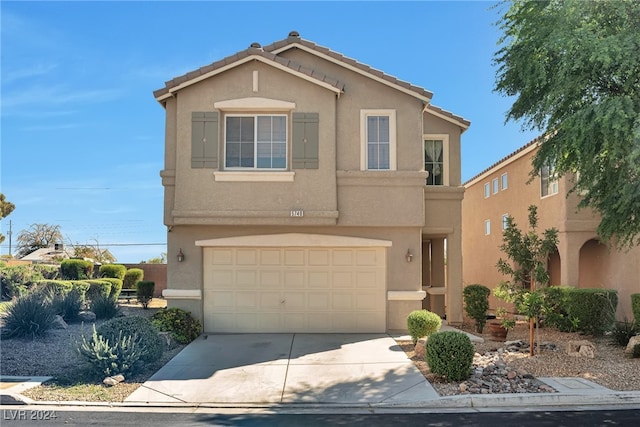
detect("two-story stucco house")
[154,32,470,333]
[462,137,639,321]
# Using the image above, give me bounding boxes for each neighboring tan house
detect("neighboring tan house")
[154,32,470,333]
[20,244,76,264]
[462,137,639,321]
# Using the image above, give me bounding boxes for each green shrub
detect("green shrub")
[83,280,112,302]
[96,316,163,363]
[60,259,94,280]
[70,280,90,298]
[89,293,120,320]
[31,264,60,280]
[76,324,146,377]
[101,278,123,300]
[426,331,474,382]
[51,287,85,322]
[34,279,73,296]
[541,286,578,331]
[566,288,618,336]
[98,264,127,280]
[0,264,46,300]
[1,289,56,338]
[609,319,638,347]
[123,268,144,289]
[407,309,442,345]
[632,294,640,325]
[151,308,201,344]
[136,280,154,309]
[463,284,490,333]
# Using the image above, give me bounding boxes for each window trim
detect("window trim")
[484,219,491,235]
[223,113,288,171]
[423,134,449,186]
[502,214,509,230]
[360,109,397,171]
[492,178,499,194]
[540,162,559,198]
[501,173,508,190]
[484,183,490,199]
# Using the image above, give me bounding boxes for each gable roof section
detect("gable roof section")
[153,32,470,131]
[464,135,544,187]
[153,46,345,102]
[266,32,469,131]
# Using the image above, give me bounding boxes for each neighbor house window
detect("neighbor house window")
[492,178,499,194]
[424,135,449,185]
[501,173,508,190]
[541,161,558,197]
[225,115,287,169]
[484,183,490,198]
[360,110,396,170]
[502,214,509,230]
[484,220,491,235]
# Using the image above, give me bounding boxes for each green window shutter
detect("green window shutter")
[292,113,319,169]
[191,112,219,168]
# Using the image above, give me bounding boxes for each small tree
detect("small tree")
[463,284,490,333]
[496,205,558,355]
[15,223,63,258]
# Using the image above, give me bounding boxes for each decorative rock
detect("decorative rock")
[103,374,125,386]
[567,340,596,358]
[507,371,517,380]
[459,383,468,392]
[52,315,68,329]
[624,335,640,354]
[78,311,96,322]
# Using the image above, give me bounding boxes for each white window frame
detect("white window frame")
[423,134,449,186]
[502,214,509,230]
[492,178,499,194]
[360,109,397,171]
[501,173,508,190]
[541,162,559,198]
[484,183,490,198]
[484,219,491,235]
[223,114,288,171]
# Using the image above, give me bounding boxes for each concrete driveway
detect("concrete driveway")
[125,333,437,405]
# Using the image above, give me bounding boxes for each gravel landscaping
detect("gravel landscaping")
[2,305,638,402]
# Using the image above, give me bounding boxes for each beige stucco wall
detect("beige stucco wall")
[462,144,640,320]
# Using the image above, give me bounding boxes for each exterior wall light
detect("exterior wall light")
[406,249,413,263]
[177,248,185,262]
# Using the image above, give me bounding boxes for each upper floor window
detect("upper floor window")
[484,183,490,198]
[360,110,396,171]
[484,219,491,235]
[225,115,287,169]
[424,134,449,185]
[541,161,558,197]
[501,173,508,190]
[502,214,509,230]
[492,178,499,194]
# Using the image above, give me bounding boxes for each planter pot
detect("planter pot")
[488,322,508,341]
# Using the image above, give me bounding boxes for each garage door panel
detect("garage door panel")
[260,270,281,287]
[203,246,386,333]
[284,271,305,289]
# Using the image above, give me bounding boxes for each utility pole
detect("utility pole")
[8,220,12,256]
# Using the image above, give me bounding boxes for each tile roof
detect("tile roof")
[463,135,544,186]
[263,32,434,101]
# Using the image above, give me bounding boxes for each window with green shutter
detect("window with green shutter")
[191,112,219,168]
[292,113,319,169]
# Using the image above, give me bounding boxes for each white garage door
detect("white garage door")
[200,236,388,333]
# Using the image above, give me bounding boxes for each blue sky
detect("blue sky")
[1,1,539,262]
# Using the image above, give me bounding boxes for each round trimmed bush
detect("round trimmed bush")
[426,331,474,382]
[96,316,163,363]
[60,259,94,280]
[632,293,640,325]
[407,309,442,345]
[101,278,123,299]
[151,307,201,344]
[136,280,154,309]
[35,280,73,296]
[83,280,112,302]
[123,268,144,289]
[98,264,127,280]
[463,284,490,333]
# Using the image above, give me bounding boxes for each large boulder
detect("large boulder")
[566,340,596,358]
[51,315,68,329]
[78,311,96,322]
[624,335,640,355]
